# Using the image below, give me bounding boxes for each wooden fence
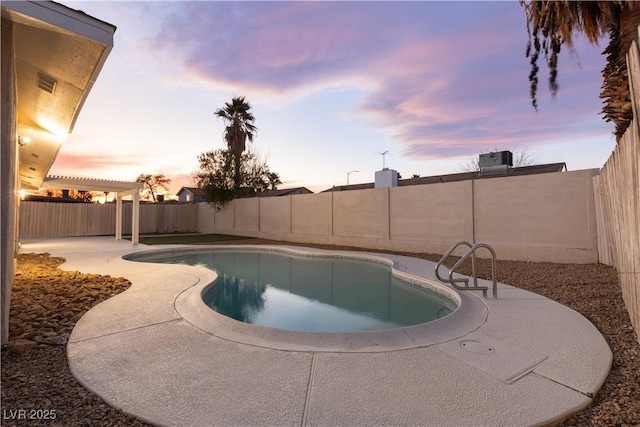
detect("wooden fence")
[593,34,640,341]
[19,202,198,238]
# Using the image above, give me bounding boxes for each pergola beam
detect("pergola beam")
[42,176,142,193]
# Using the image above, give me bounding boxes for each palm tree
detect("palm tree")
[267,172,282,190]
[215,97,257,192]
[521,1,640,139]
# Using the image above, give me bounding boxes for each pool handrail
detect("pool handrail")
[435,241,498,298]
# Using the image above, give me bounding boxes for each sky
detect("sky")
[52,0,617,196]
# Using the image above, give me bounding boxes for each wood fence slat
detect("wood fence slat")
[594,37,640,342]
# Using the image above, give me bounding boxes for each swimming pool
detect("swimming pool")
[128,249,457,332]
[125,245,484,352]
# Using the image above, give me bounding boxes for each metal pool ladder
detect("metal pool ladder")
[435,241,498,298]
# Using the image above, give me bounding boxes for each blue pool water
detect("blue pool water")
[131,249,457,332]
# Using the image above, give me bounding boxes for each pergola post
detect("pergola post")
[115,194,123,240]
[132,191,140,244]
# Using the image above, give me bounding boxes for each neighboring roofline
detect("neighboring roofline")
[257,187,313,197]
[175,186,314,198]
[176,186,206,196]
[322,163,568,192]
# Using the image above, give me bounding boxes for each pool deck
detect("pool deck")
[21,237,612,427]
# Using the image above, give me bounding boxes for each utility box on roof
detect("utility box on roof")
[479,150,513,168]
[375,169,398,188]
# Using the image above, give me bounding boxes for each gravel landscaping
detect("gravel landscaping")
[1,242,638,426]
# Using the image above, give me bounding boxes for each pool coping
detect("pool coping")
[20,237,613,427]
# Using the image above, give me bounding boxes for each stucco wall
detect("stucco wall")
[291,192,332,236]
[474,169,599,263]
[235,198,259,232]
[389,181,473,255]
[333,188,389,239]
[214,201,235,232]
[197,169,599,263]
[196,202,216,233]
[259,196,290,234]
[1,17,17,345]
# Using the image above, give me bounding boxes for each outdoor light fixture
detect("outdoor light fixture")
[347,169,359,185]
[18,136,31,147]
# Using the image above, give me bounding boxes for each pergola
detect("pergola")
[42,175,143,244]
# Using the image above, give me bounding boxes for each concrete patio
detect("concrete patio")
[21,237,612,427]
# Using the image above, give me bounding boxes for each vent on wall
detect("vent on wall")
[37,72,57,94]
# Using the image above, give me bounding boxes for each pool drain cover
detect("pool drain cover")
[460,340,494,354]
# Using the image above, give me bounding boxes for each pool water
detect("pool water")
[135,250,457,332]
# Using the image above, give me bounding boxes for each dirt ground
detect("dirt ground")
[1,242,638,426]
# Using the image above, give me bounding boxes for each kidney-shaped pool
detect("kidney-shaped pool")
[127,248,457,332]
[124,246,488,352]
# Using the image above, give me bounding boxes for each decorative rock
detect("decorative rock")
[7,339,38,354]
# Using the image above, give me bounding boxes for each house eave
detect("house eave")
[2,0,116,189]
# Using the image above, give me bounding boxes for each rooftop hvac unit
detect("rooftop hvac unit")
[480,164,511,176]
[478,150,513,168]
[479,151,513,176]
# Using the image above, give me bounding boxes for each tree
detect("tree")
[267,172,282,190]
[456,146,541,172]
[136,173,171,202]
[195,149,279,210]
[39,188,96,202]
[520,1,640,139]
[215,97,258,192]
[76,190,93,203]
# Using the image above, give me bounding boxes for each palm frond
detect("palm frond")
[521,0,640,139]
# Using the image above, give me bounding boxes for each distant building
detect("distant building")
[256,187,313,197]
[176,187,206,203]
[323,163,567,192]
[179,186,313,202]
[24,195,88,203]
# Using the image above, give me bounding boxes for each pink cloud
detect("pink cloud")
[49,152,139,175]
[149,1,612,160]
[166,173,197,196]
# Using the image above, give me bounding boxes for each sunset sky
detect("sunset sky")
[54,1,616,196]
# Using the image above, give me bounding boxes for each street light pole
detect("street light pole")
[347,170,359,185]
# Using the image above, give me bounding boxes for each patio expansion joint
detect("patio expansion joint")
[300,353,318,427]
[69,318,182,345]
[533,370,595,399]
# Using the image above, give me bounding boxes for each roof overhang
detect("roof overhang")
[1,1,116,190]
[43,175,142,197]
